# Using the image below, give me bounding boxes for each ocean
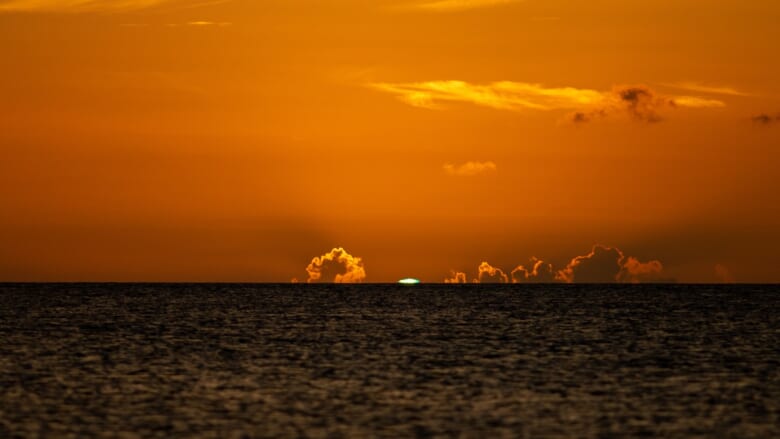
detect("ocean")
[0,283,777,438]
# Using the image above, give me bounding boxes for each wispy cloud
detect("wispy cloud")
[0,0,225,13]
[166,20,231,26]
[663,82,752,97]
[443,161,496,176]
[371,80,726,122]
[412,0,521,12]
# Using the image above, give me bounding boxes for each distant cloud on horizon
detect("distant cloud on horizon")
[305,247,366,283]
[447,245,672,284]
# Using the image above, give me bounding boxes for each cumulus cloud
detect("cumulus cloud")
[752,113,780,125]
[444,271,467,283]
[370,81,724,122]
[476,262,509,283]
[0,0,225,12]
[412,0,520,12]
[443,161,496,176]
[556,245,669,283]
[451,246,669,284]
[305,247,366,283]
[619,257,665,283]
[511,257,555,283]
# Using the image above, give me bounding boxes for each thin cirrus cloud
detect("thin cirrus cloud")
[411,0,521,12]
[0,0,226,12]
[370,81,726,122]
[168,21,231,26]
[443,161,496,177]
[662,82,752,97]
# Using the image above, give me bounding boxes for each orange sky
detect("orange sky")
[1,0,779,282]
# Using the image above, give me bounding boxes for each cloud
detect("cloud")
[451,246,669,284]
[443,161,496,177]
[444,271,467,283]
[570,85,725,124]
[371,81,724,122]
[305,247,366,283]
[619,257,665,283]
[164,20,232,27]
[511,257,554,283]
[714,264,736,283]
[556,245,669,283]
[0,0,225,12]
[663,82,751,97]
[186,20,231,26]
[476,261,509,283]
[412,0,520,12]
[751,113,780,125]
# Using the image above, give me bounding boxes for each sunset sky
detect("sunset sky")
[1,0,779,282]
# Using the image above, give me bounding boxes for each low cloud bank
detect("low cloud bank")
[446,245,671,283]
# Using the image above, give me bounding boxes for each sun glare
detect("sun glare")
[398,278,421,284]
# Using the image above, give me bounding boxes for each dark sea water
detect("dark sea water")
[0,284,778,438]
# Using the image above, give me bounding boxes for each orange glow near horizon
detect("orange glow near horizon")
[1,0,779,282]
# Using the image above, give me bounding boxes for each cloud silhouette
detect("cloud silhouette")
[476,261,509,283]
[619,257,666,283]
[443,161,496,176]
[556,245,624,283]
[305,247,366,283]
[556,245,668,283]
[511,257,555,283]
[752,113,780,125]
[371,81,723,123]
[444,271,468,283]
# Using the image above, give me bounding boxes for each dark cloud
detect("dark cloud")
[305,247,366,283]
[751,113,780,125]
[476,262,509,283]
[556,245,670,283]
[556,245,624,283]
[619,257,667,283]
[617,86,670,122]
[511,257,555,283]
[567,85,722,124]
